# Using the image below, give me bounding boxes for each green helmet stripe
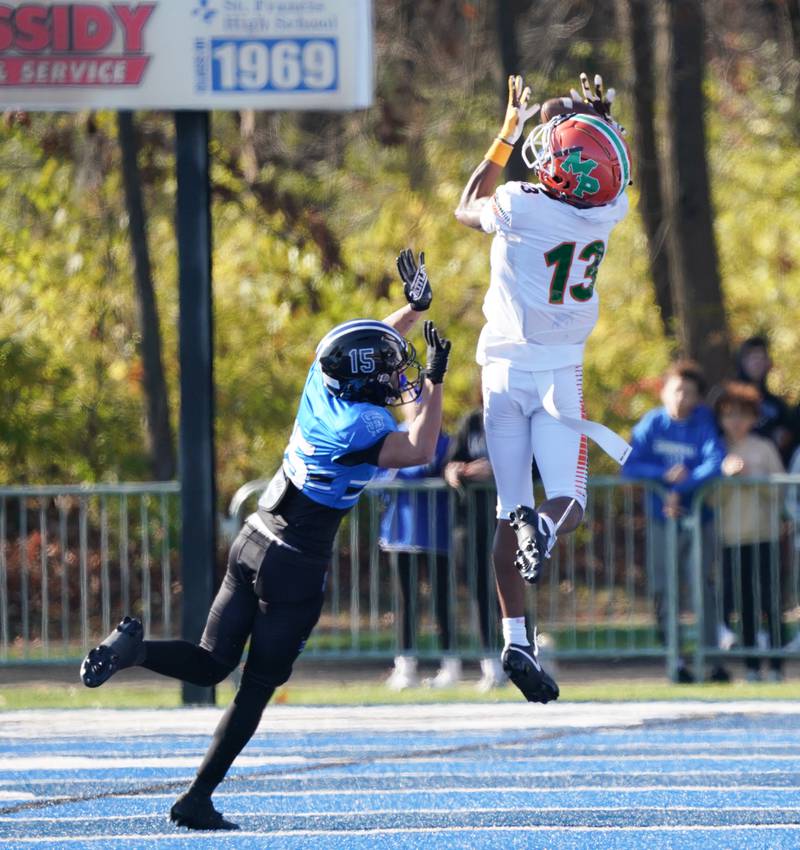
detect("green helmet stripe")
[568,114,630,197]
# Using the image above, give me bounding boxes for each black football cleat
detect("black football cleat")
[80,616,144,688]
[170,790,240,831]
[509,504,554,584]
[502,642,559,704]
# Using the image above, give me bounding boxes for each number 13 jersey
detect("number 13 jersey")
[478,181,629,371]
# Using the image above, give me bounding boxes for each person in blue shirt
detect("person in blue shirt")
[622,360,729,684]
[79,249,451,831]
[378,402,453,689]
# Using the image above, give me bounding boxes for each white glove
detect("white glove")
[499,75,540,144]
[570,72,617,124]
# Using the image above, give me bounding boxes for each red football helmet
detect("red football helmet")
[522,113,631,207]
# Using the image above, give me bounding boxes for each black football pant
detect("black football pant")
[140,524,327,794]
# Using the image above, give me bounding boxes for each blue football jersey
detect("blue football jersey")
[275,362,397,510]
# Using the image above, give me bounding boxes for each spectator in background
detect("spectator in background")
[379,401,456,690]
[714,382,784,682]
[444,392,506,691]
[622,360,729,683]
[736,336,794,465]
[784,446,800,653]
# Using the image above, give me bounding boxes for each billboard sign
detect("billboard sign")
[0,0,373,110]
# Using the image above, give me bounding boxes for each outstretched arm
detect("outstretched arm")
[454,160,504,231]
[378,322,451,469]
[382,248,432,335]
[454,75,539,230]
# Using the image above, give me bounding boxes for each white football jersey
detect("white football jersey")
[478,181,629,370]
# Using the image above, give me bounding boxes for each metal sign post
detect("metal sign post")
[175,111,216,705]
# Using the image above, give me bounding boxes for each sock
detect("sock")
[502,617,528,648]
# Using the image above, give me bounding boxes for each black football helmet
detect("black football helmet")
[316,320,423,406]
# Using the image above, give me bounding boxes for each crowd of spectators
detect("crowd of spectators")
[376,337,798,688]
[622,336,797,683]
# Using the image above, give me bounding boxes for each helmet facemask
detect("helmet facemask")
[521,119,555,175]
[387,341,424,407]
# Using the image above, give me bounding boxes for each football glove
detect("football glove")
[397,248,432,312]
[570,72,621,127]
[499,74,540,144]
[423,320,451,385]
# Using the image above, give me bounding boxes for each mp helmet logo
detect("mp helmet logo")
[560,150,600,198]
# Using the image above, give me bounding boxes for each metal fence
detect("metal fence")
[0,483,180,663]
[2,477,799,677]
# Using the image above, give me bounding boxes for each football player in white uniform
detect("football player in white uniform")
[455,74,633,703]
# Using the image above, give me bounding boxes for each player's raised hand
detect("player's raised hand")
[570,72,616,123]
[423,320,451,385]
[499,75,540,144]
[397,248,432,312]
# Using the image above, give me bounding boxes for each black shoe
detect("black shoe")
[509,505,554,584]
[170,790,240,831]
[501,642,559,704]
[708,665,731,684]
[80,616,144,688]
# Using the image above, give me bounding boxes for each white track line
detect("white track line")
[10,741,800,758]
[0,755,306,771]
[3,824,800,843]
[5,784,796,802]
[4,803,800,824]
[4,751,800,773]
[3,767,797,789]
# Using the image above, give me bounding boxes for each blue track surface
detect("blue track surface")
[1,703,800,849]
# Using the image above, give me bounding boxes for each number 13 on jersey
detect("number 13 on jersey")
[545,240,606,304]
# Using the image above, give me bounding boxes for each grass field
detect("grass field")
[3,678,800,710]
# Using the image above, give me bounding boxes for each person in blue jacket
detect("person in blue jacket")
[622,360,729,683]
[79,249,451,831]
[378,402,454,689]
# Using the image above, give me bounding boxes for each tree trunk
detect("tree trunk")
[117,111,177,481]
[496,0,527,182]
[786,0,800,119]
[658,0,731,385]
[616,0,674,336]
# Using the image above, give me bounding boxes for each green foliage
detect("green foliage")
[0,42,798,495]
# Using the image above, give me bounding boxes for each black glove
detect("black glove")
[397,248,432,312]
[423,320,451,385]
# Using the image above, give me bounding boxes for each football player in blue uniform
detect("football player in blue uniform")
[79,249,451,831]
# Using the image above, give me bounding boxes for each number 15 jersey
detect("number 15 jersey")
[478,181,629,371]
